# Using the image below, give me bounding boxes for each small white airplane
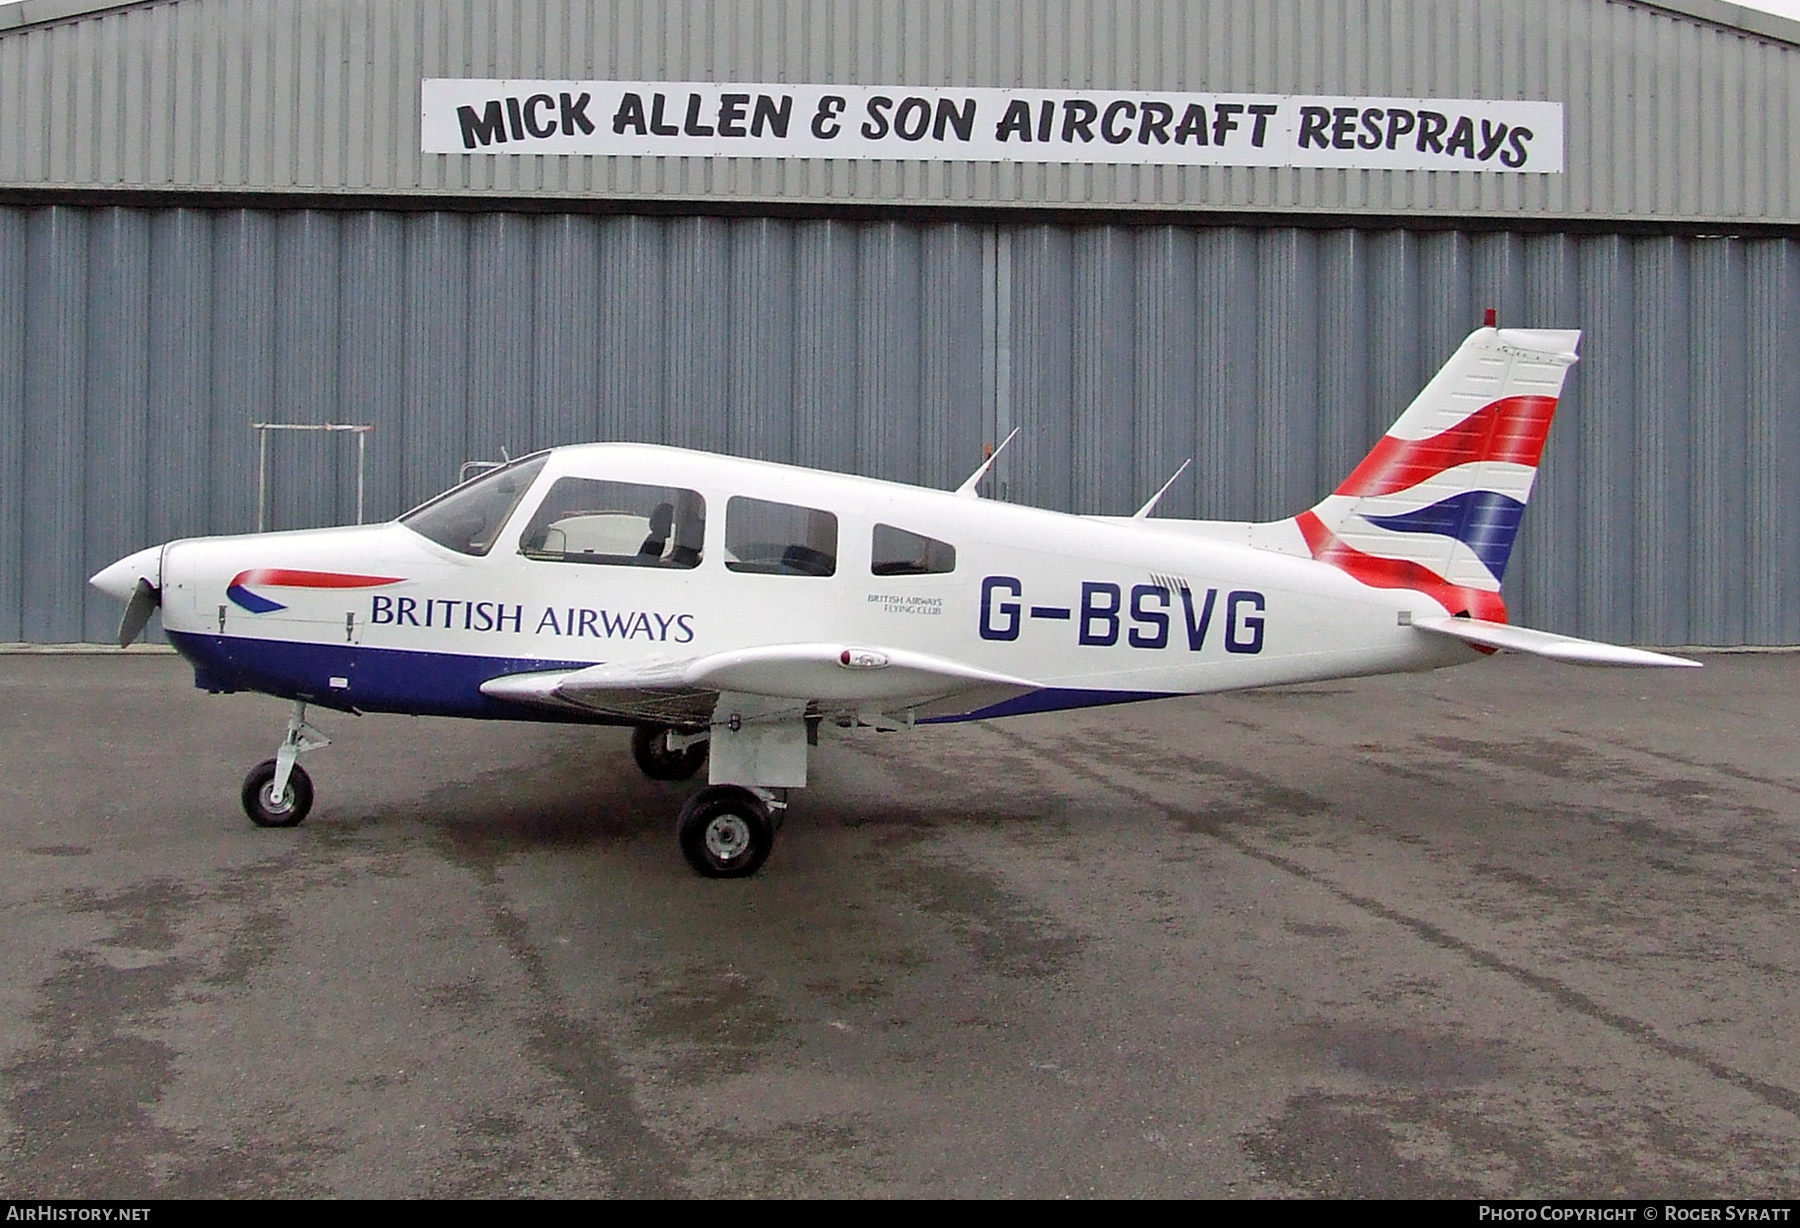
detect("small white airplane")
[91,322,1696,876]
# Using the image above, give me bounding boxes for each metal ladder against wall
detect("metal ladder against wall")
[253,422,375,533]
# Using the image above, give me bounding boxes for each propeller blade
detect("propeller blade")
[118,577,161,648]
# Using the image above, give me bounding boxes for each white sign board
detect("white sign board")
[422,80,1563,173]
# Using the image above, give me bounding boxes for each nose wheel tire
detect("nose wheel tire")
[242,759,314,828]
[631,724,708,781]
[677,785,774,878]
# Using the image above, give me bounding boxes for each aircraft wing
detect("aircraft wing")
[479,644,1042,723]
[1412,616,1701,667]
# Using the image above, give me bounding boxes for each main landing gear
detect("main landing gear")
[676,784,781,878]
[234,702,827,880]
[629,723,708,781]
[632,700,803,879]
[241,700,327,828]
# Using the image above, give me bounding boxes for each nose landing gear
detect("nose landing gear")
[230,697,829,880]
[241,700,328,827]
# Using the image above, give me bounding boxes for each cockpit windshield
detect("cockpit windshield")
[399,454,548,556]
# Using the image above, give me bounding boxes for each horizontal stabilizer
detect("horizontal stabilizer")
[1412,616,1701,668]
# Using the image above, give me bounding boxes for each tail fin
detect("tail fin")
[1290,326,1579,623]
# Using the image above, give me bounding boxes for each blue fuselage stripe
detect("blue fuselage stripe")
[166,631,604,722]
[167,631,1172,726]
[923,687,1175,723]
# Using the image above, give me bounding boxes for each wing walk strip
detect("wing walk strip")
[976,723,1800,1120]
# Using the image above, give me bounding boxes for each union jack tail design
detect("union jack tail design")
[1291,326,1580,623]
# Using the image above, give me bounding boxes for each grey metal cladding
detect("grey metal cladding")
[4,204,1798,646]
[792,219,861,477]
[82,206,151,644]
[0,207,24,643]
[920,222,986,493]
[4,0,1800,222]
[1745,239,1800,645]
[22,207,88,644]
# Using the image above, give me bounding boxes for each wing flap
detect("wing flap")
[1413,616,1701,668]
[677,643,1039,702]
[480,644,1042,721]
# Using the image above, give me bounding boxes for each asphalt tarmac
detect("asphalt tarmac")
[0,649,1796,1197]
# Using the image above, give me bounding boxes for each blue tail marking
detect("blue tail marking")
[1360,490,1527,581]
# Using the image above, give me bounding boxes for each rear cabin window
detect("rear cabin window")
[724,497,838,576]
[518,478,706,568]
[871,524,956,576]
[401,454,548,557]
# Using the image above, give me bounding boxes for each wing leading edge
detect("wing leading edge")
[480,644,1043,723]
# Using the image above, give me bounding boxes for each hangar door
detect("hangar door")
[1,205,1796,647]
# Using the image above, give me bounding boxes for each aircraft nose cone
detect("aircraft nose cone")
[89,545,163,602]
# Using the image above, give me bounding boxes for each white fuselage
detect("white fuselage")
[147,443,1478,721]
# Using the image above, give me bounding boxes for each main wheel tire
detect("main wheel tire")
[241,759,314,828]
[677,785,773,878]
[631,724,708,782]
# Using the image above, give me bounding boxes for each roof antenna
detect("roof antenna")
[1133,458,1193,519]
[956,427,1021,498]
[1483,306,1498,328]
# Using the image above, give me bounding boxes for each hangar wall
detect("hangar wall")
[3,0,1799,222]
[2,203,1796,648]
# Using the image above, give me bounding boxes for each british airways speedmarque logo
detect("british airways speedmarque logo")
[226,569,404,614]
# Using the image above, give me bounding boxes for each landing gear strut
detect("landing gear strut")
[669,692,805,877]
[241,700,327,828]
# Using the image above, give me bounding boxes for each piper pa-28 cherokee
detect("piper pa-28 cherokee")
[91,323,1696,877]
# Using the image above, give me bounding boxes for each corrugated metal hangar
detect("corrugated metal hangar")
[2,0,1798,646]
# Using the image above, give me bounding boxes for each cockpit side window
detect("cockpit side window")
[399,454,548,556]
[518,478,706,568]
[724,497,837,576]
[871,524,956,576]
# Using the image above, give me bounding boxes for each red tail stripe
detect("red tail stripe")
[232,569,403,589]
[1294,511,1508,623]
[1334,395,1558,499]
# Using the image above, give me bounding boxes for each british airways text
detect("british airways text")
[369,595,695,642]
[978,576,1265,654]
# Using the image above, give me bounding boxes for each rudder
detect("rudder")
[1290,326,1580,623]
